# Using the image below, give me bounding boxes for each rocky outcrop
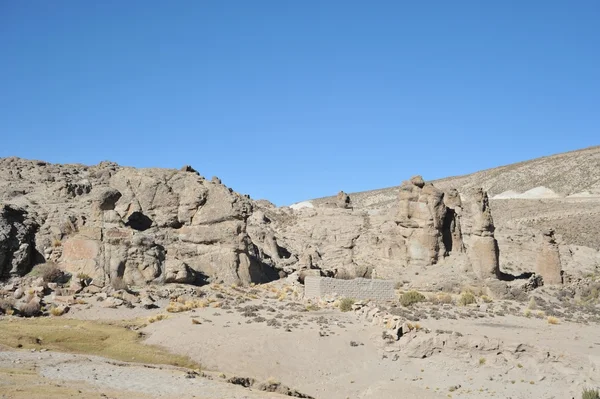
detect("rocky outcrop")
[0,205,40,277]
[335,191,352,209]
[535,229,563,284]
[249,175,501,283]
[460,188,500,280]
[396,176,448,267]
[0,157,505,287]
[0,158,280,286]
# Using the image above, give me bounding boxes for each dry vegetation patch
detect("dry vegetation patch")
[0,317,200,369]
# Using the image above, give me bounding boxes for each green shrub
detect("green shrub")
[400,291,426,307]
[582,388,600,399]
[458,292,476,306]
[339,298,355,312]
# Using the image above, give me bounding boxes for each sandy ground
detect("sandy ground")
[2,283,600,399]
[141,293,600,399]
[0,350,290,399]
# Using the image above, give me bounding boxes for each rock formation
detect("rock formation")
[535,229,563,284]
[0,157,537,288]
[336,191,352,209]
[460,188,500,280]
[396,176,449,267]
[0,205,39,277]
[0,157,281,286]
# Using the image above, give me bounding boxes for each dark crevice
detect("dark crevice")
[497,271,534,281]
[125,211,153,231]
[441,208,455,253]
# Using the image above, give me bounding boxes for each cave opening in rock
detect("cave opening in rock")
[125,211,153,231]
[442,208,455,253]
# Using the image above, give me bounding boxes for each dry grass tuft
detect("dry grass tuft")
[582,388,600,399]
[166,299,207,313]
[148,314,169,323]
[49,306,66,317]
[458,292,476,306]
[547,316,560,325]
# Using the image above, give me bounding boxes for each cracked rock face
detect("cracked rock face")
[0,204,40,277]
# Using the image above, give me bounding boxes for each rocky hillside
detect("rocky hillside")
[1,148,598,291]
[309,146,600,250]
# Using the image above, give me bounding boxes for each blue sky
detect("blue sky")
[1,1,599,205]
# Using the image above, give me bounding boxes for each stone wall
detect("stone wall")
[304,276,395,300]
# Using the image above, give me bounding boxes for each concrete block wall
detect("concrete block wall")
[304,276,395,301]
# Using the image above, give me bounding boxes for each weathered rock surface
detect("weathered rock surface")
[250,175,502,283]
[0,157,565,288]
[0,204,39,277]
[0,157,279,286]
[535,229,562,284]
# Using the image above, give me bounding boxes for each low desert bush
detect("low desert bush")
[400,291,426,307]
[305,303,320,311]
[41,263,63,283]
[458,292,476,306]
[582,388,600,399]
[339,298,355,312]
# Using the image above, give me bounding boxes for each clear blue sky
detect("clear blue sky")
[1,1,599,205]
